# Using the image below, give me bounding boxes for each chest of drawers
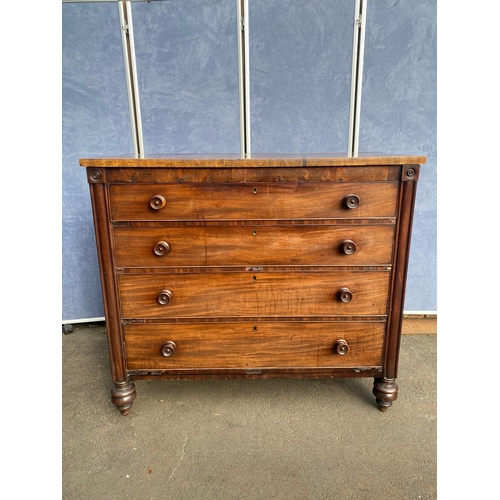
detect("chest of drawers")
[81,154,424,415]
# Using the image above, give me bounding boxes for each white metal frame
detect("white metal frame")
[63,0,367,159]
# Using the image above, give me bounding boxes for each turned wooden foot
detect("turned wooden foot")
[111,381,137,415]
[373,378,398,412]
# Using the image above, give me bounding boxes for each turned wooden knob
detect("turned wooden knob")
[334,339,349,355]
[150,194,166,210]
[344,194,360,209]
[157,289,172,305]
[154,241,170,256]
[339,287,352,303]
[342,240,357,255]
[161,341,177,357]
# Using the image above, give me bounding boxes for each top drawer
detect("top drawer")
[109,182,399,221]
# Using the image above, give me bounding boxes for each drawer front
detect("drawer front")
[118,271,390,318]
[114,225,395,268]
[124,322,385,370]
[109,182,399,221]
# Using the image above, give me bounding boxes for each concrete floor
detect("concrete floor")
[62,323,436,500]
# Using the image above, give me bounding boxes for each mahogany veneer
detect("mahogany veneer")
[81,154,424,414]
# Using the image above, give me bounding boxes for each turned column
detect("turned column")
[88,168,136,415]
[374,165,419,412]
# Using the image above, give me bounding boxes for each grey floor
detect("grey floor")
[62,323,436,500]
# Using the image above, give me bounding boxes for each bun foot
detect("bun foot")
[373,378,398,412]
[111,381,137,415]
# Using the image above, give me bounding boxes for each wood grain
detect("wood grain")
[105,166,400,183]
[113,224,395,268]
[124,321,385,370]
[118,271,391,318]
[109,182,399,221]
[80,153,426,168]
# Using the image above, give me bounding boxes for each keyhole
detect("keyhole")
[253,229,257,236]
[253,276,257,282]
[253,187,257,194]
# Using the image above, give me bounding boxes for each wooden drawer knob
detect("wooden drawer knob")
[339,287,352,303]
[154,241,170,256]
[334,339,349,355]
[150,194,166,210]
[342,240,357,255]
[344,194,360,209]
[161,341,177,357]
[157,289,172,305]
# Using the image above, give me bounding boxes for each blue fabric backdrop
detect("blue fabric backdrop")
[62,0,436,321]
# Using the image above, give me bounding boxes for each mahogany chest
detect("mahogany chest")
[81,154,424,415]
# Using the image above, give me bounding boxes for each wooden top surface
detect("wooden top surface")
[79,153,426,168]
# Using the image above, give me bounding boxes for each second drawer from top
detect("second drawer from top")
[113,224,395,268]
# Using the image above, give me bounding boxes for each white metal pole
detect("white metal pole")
[237,0,245,157]
[243,0,251,157]
[125,0,144,157]
[348,0,367,157]
[237,0,251,158]
[118,0,144,158]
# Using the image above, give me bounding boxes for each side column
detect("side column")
[374,164,420,411]
[87,168,136,415]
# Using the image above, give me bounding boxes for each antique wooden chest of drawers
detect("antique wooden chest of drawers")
[80,154,424,415]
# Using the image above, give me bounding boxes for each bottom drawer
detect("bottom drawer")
[124,322,385,370]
